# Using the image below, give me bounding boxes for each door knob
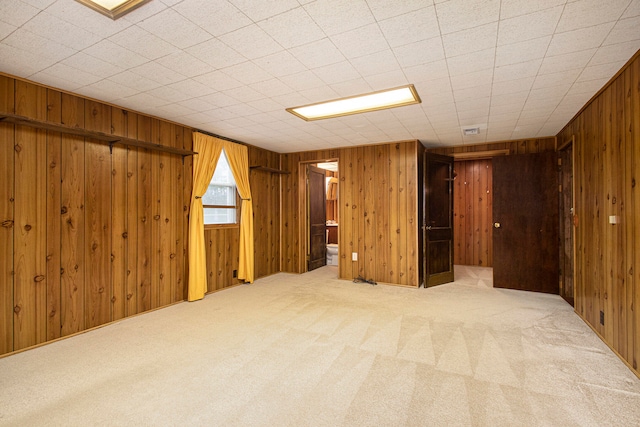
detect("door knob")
[494,222,501,228]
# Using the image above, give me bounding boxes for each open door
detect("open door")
[493,152,559,293]
[424,153,454,287]
[307,165,326,271]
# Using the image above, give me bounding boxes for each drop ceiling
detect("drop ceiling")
[1,0,639,153]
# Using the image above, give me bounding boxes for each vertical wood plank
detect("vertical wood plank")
[158,121,172,306]
[355,147,364,279]
[60,93,85,336]
[46,89,62,340]
[84,101,112,328]
[374,144,390,283]
[0,75,15,354]
[136,116,152,313]
[13,81,47,350]
[389,143,401,284]
[407,142,418,286]
[632,57,640,372]
[171,125,183,303]
[363,146,376,281]
[111,108,128,321]
[339,148,353,279]
[150,119,160,309]
[397,143,408,285]
[126,114,138,316]
[182,129,192,301]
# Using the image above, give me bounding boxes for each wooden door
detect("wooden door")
[559,143,574,305]
[307,165,326,271]
[493,152,559,293]
[424,153,454,287]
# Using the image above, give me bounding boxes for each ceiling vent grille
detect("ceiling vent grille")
[463,127,480,136]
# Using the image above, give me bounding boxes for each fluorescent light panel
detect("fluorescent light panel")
[287,85,421,121]
[75,0,151,19]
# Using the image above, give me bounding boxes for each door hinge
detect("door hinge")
[558,184,562,193]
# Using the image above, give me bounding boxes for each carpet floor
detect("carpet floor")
[1,265,639,426]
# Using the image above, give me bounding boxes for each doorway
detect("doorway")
[558,137,575,305]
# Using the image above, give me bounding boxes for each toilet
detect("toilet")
[326,244,339,266]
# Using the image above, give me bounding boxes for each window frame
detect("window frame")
[202,150,240,229]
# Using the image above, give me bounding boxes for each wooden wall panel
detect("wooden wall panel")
[0,76,193,356]
[0,75,14,354]
[557,50,640,377]
[280,142,420,287]
[428,137,556,157]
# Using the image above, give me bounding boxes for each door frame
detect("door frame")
[299,158,339,273]
[558,135,576,305]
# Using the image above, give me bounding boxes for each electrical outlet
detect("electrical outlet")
[352,252,358,261]
[600,310,605,326]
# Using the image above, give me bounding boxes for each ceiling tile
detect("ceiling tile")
[221,61,273,85]
[107,70,161,92]
[436,0,500,35]
[228,0,299,21]
[249,78,293,98]
[186,38,246,69]
[577,61,628,82]
[21,11,101,51]
[138,8,211,49]
[167,79,217,98]
[258,7,325,49]
[0,21,16,40]
[219,25,283,60]
[197,91,242,108]
[303,0,375,36]
[494,59,543,82]
[313,60,361,85]
[533,68,581,89]
[443,23,498,58]
[121,0,169,23]
[39,62,103,88]
[556,0,631,33]
[589,40,639,66]
[155,103,197,118]
[81,79,140,101]
[146,84,191,103]
[246,98,284,113]
[29,69,85,92]
[622,0,640,18]
[350,49,401,77]
[404,61,450,83]
[62,52,124,79]
[501,0,566,19]
[498,6,563,46]
[221,85,266,103]
[120,92,166,109]
[3,28,75,63]
[451,69,493,91]
[490,91,529,107]
[538,50,596,75]
[330,78,372,96]
[456,97,490,112]
[0,0,39,27]
[604,16,640,45]
[129,61,186,85]
[446,48,495,76]
[174,0,251,37]
[492,77,535,96]
[393,37,445,68]
[331,23,388,59]
[289,38,346,69]
[45,0,132,37]
[495,36,551,67]
[367,0,430,21]
[547,23,615,57]
[155,51,213,79]
[254,51,307,78]
[109,25,177,61]
[378,7,440,48]
[83,40,147,69]
[279,70,326,91]
[364,69,409,89]
[453,84,492,101]
[569,79,608,95]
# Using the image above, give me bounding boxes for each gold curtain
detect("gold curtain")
[187,133,223,301]
[223,141,254,283]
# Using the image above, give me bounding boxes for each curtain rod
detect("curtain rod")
[194,129,247,146]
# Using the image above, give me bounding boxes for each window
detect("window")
[202,150,237,225]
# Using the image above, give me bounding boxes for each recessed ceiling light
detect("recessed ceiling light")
[75,0,151,20]
[286,85,421,121]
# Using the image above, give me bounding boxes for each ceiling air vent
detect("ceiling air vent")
[463,127,480,136]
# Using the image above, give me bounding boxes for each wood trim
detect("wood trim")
[452,149,510,160]
[0,112,197,157]
[249,165,290,174]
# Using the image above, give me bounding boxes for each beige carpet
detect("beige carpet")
[1,265,639,426]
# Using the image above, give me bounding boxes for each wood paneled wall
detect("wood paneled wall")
[280,141,420,287]
[0,75,191,355]
[557,50,640,376]
[428,138,556,268]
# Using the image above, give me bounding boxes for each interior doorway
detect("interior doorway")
[558,137,575,305]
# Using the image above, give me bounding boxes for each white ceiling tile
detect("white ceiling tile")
[155,51,213,79]
[120,92,166,109]
[569,79,607,95]
[62,52,124,79]
[443,23,498,58]
[420,90,455,107]
[81,79,140,101]
[39,63,103,88]
[500,0,566,19]
[556,0,631,33]
[494,59,543,82]
[146,84,192,103]
[495,36,551,67]
[45,0,132,37]
[492,77,535,96]
[393,37,445,68]
[453,84,492,101]
[138,8,211,49]
[331,23,388,59]
[0,0,39,26]
[253,51,307,78]
[289,38,346,69]
[498,6,563,46]
[350,49,401,77]
[279,70,325,91]
[589,41,639,66]
[450,69,493,91]
[367,0,430,21]
[223,103,262,117]
[219,25,283,60]
[533,68,581,89]
[538,50,596,75]
[121,0,169,23]
[330,78,372,97]
[174,0,251,37]
[109,25,177,61]
[228,0,299,21]
[193,70,242,91]
[577,62,627,82]
[297,86,339,103]
[490,91,529,107]
[303,0,375,36]
[313,60,361,85]
[622,0,640,18]
[186,38,246,69]
[247,98,284,113]
[129,61,186,86]
[21,11,101,51]
[456,97,490,112]
[0,21,16,40]
[221,85,265,103]
[436,0,500,34]
[249,78,293,98]
[221,61,273,85]
[404,61,450,83]
[258,7,326,49]
[490,102,525,116]
[3,28,75,63]
[197,91,242,108]
[84,40,147,69]
[547,23,615,57]
[446,48,495,77]
[604,16,640,46]
[167,79,217,98]
[378,7,440,48]
[528,85,569,102]
[364,69,409,89]
[29,70,85,92]
[155,103,197,118]
[177,98,216,113]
